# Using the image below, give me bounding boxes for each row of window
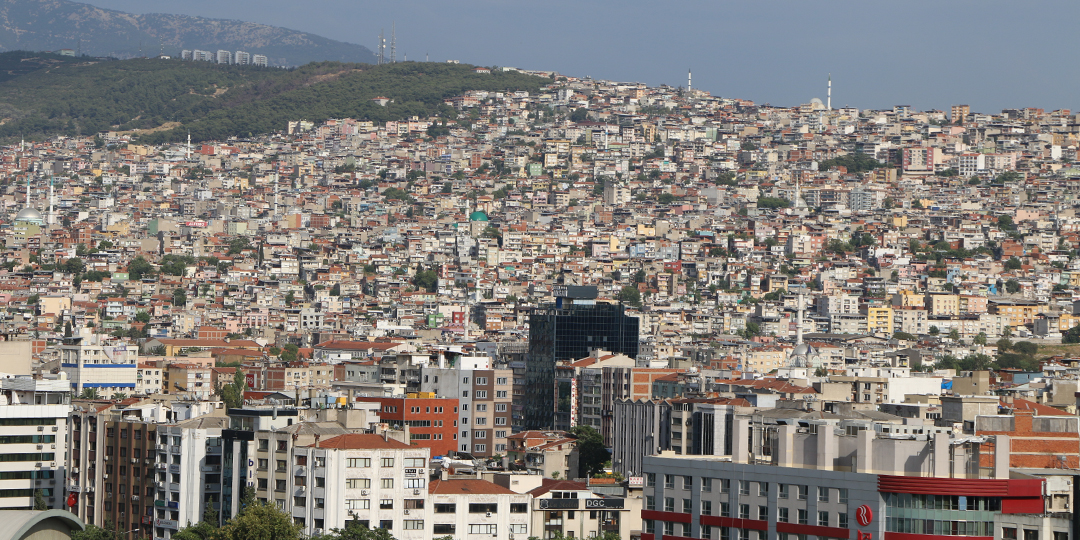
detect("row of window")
[0,418,56,426]
[0,435,55,444]
[649,474,847,503]
[0,452,55,462]
[884,492,1001,512]
[647,523,823,540]
[346,457,426,468]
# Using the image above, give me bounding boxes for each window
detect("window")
[739,480,750,495]
[380,499,393,509]
[435,503,457,513]
[276,460,286,472]
[379,520,392,530]
[510,503,527,513]
[476,377,488,385]
[258,459,268,470]
[275,480,286,491]
[474,444,486,453]
[469,525,497,535]
[469,503,499,513]
[701,500,712,516]
[721,527,730,540]
[403,520,424,530]
[664,497,675,512]
[433,525,455,535]
[720,502,730,517]
[495,417,507,425]
[294,496,306,507]
[758,482,768,496]
[345,499,369,510]
[405,478,425,489]
[797,485,808,500]
[1024,531,1039,540]
[495,403,507,412]
[739,504,750,519]
[404,457,425,468]
[665,475,676,489]
[645,522,655,535]
[818,511,829,527]
[510,524,528,534]
[839,488,848,504]
[702,477,712,492]
[475,391,487,398]
[381,458,394,467]
[346,478,371,489]
[1002,529,1018,540]
[818,487,829,502]
[496,390,507,398]
[759,506,768,520]
[347,457,371,468]
[797,509,808,525]
[645,496,655,511]
[778,508,789,523]
[720,479,730,494]
[682,499,692,513]
[664,523,675,537]
[739,530,749,540]
[381,479,393,489]
[838,513,848,529]
[646,473,656,487]
[779,484,788,499]
[682,476,693,490]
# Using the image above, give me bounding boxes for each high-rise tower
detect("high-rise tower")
[827,74,832,111]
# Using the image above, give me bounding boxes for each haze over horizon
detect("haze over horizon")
[77,0,1080,114]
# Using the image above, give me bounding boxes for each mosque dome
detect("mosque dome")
[15,207,42,222]
[469,211,489,222]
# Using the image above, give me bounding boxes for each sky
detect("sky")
[81,0,1080,114]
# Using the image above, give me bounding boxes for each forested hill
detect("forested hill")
[0,55,550,143]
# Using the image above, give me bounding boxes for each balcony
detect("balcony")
[204,484,221,492]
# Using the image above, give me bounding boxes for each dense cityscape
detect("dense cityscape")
[1,68,1080,540]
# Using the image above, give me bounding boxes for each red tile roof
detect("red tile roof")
[428,479,516,495]
[314,433,414,450]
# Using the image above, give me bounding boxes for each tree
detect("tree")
[633,269,647,284]
[569,425,610,479]
[974,332,987,346]
[996,338,1013,352]
[912,200,924,209]
[928,326,940,336]
[1012,341,1038,356]
[756,196,791,209]
[173,288,187,306]
[135,311,151,323]
[214,501,302,540]
[618,285,642,308]
[33,488,47,510]
[128,255,154,280]
[1005,279,1020,294]
[948,328,960,341]
[893,331,917,341]
[743,321,761,338]
[330,284,341,296]
[218,369,246,411]
[63,257,85,275]
[320,521,397,540]
[1004,257,1022,271]
[281,344,299,362]
[413,266,439,293]
[79,388,99,399]
[1064,325,1080,344]
[72,522,125,540]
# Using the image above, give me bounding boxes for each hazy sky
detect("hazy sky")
[81,0,1079,113]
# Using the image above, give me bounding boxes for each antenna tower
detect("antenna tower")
[390,22,396,63]
[377,29,385,65]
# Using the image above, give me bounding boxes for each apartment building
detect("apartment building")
[152,417,230,539]
[420,353,513,457]
[428,479,532,539]
[528,479,636,540]
[0,375,70,510]
[355,395,458,456]
[59,334,138,396]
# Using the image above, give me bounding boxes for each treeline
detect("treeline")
[0,56,548,143]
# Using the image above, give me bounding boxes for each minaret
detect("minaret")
[186,132,191,160]
[48,176,54,225]
[827,74,832,111]
[796,293,804,346]
[687,69,692,93]
[25,177,30,208]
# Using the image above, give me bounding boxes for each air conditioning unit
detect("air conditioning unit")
[36,444,43,450]
[73,467,79,474]
[103,474,109,479]
[132,458,138,464]
[104,456,110,461]
[37,426,44,431]
[132,495,139,501]
[486,512,492,518]
[361,490,369,496]
[50,462,56,467]
[403,510,410,515]
[413,489,420,495]
[314,530,323,536]
[52,426,58,432]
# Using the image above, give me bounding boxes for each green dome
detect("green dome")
[469,211,489,222]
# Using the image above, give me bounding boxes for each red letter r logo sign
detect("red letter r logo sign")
[856,505,874,527]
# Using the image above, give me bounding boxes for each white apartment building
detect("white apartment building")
[58,333,138,396]
[428,478,532,539]
[153,417,229,539]
[0,375,70,510]
[289,434,431,538]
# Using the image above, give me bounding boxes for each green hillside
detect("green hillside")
[0,53,549,143]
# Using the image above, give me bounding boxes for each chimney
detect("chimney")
[314,433,320,448]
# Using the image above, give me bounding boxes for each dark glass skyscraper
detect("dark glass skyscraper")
[525,287,639,430]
